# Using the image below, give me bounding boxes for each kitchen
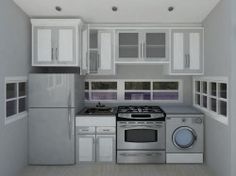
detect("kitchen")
[0,0,236,176]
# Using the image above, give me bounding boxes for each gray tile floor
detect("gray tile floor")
[21,164,213,176]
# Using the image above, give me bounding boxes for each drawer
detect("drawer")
[96,127,116,134]
[77,127,95,134]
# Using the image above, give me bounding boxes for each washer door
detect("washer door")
[172,127,197,149]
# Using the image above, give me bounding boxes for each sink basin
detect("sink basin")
[84,107,114,115]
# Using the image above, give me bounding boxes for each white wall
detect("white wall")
[203,0,233,176]
[0,0,31,175]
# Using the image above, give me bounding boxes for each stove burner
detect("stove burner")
[118,105,163,113]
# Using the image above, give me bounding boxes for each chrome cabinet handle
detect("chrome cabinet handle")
[188,54,191,68]
[97,52,100,69]
[185,54,188,68]
[68,91,72,140]
[140,43,142,58]
[54,48,58,61]
[51,48,54,60]
[143,42,146,58]
[86,51,89,68]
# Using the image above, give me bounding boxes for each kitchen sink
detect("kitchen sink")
[84,107,114,115]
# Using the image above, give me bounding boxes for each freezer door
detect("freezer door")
[29,74,76,108]
[29,108,75,165]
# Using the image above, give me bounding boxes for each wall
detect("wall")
[230,0,236,175]
[0,0,31,176]
[203,0,232,176]
[86,65,193,106]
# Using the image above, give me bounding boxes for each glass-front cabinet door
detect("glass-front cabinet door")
[117,31,140,61]
[143,31,168,60]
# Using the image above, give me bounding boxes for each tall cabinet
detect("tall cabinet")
[31,19,83,67]
[170,28,204,74]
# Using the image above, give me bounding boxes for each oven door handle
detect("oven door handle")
[119,152,162,157]
[119,125,163,129]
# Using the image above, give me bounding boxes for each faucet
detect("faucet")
[96,101,105,108]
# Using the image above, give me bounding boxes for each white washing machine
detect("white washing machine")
[162,106,204,164]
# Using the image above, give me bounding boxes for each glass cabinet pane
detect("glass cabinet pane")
[125,92,151,100]
[210,82,217,96]
[6,100,17,117]
[219,83,227,99]
[89,30,98,49]
[89,51,98,73]
[153,92,178,100]
[125,82,150,90]
[91,82,117,90]
[219,101,227,116]
[19,82,26,97]
[19,98,26,113]
[118,33,139,58]
[196,81,201,93]
[145,33,166,58]
[210,98,217,112]
[85,82,89,90]
[6,83,17,99]
[202,81,207,94]
[195,94,200,105]
[153,82,178,90]
[203,95,207,108]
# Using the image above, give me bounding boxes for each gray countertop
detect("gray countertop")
[161,105,203,115]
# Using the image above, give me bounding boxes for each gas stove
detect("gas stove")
[117,105,166,121]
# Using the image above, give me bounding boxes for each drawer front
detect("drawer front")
[77,127,95,134]
[96,127,116,134]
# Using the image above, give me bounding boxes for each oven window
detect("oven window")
[125,129,158,143]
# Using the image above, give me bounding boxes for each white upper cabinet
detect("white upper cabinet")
[116,29,169,63]
[171,28,203,75]
[83,28,115,75]
[31,19,82,67]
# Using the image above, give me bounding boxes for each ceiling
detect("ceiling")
[13,0,220,23]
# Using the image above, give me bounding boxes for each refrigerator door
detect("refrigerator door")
[29,74,77,108]
[29,108,75,165]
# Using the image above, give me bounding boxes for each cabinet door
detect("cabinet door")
[188,32,202,71]
[77,135,95,162]
[33,27,54,65]
[172,31,185,70]
[98,30,114,74]
[57,27,76,64]
[81,29,88,74]
[117,31,140,60]
[143,31,168,60]
[96,135,115,162]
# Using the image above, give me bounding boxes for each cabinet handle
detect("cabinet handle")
[140,43,142,58]
[188,54,190,68]
[56,48,58,60]
[51,48,54,60]
[143,43,146,58]
[86,51,89,68]
[185,54,188,68]
[97,53,100,69]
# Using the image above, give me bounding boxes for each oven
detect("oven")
[117,121,165,150]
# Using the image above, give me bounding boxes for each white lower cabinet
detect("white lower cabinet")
[78,135,96,162]
[76,126,116,163]
[96,135,116,162]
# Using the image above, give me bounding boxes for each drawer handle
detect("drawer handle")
[103,129,110,132]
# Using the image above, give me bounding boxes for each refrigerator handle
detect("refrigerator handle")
[68,91,72,140]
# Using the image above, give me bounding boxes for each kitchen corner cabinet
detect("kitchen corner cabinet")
[82,29,115,75]
[170,29,204,75]
[31,19,83,67]
[116,30,169,63]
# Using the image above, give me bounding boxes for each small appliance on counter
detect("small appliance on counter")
[116,106,166,164]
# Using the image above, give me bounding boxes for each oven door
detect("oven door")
[117,122,165,150]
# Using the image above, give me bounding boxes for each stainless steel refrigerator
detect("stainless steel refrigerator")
[28,74,84,165]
